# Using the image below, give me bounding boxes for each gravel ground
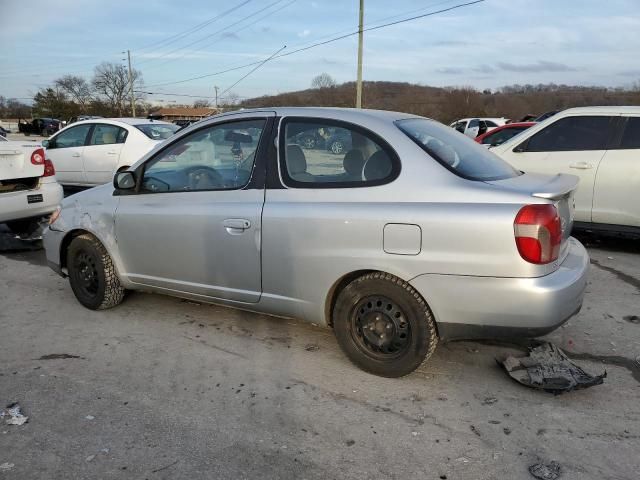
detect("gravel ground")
[0,226,639,480]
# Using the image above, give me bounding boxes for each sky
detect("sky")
[1,0,639,105]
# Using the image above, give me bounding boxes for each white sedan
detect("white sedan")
[43,118,179,186]
[0,139,63,236]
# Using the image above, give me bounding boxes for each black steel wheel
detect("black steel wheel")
[67,234,125,310]
[333,272,438,377]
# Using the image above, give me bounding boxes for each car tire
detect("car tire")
[330,140,345,155]
[5,218,41,237]
[333,272,438,377]
[68,234,125,310]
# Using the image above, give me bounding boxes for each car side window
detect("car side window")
[619,117,640,149]
[141,119,266,193]
[89,124,127,146]
[484,120,498,128]
[50,124,92,149]
[482,127,527,146]
[468,119,479,128]
[523,116,612,152]
[281,119,398,187]
[454,121,467,133]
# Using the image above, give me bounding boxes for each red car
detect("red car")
[475,122,535,147]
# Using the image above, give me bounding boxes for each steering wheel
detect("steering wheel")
[184,166,224,190]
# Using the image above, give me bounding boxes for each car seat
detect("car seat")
[342,149,365,181]
[363,150,392,181]
[287,144,315,182]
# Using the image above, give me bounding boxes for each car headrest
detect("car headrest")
[363,150,392,181]
[102,131,116,144]
[287,144,307,174]
[343,149,365,177]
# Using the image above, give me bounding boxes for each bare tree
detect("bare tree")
[311,73,336,89]
[192,99,211,108]
[54,75,94,110]
[92,62,143,116]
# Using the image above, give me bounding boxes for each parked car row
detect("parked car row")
[18,118,62,137]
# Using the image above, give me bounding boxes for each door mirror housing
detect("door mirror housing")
[114,171,136,190]
[41,139,50,148]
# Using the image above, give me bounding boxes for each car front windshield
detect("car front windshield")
[135,123,180,140]
[396,118,520,181]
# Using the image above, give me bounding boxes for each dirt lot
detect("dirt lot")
[0,227,639,480]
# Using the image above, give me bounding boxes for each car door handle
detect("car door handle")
[569,162,592,169]
[223,218,251,234]
[107,151,117,155]
[71,153,81,157]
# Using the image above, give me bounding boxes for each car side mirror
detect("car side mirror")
[41,139,50,148]
[114,171,136,190]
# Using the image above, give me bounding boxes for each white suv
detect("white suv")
[491,106,640,233]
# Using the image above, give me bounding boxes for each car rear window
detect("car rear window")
[135,123,180,140]
[396,118,521,181]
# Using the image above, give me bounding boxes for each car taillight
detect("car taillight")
[43,159,56,177]
[514,204,562,264]
[30,148,45,165]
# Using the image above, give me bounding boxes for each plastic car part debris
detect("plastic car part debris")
[529,461,561,479]
[2,403,28,426]
[499,342,606,394]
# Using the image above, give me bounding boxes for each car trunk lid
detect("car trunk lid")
[0,144,44,181]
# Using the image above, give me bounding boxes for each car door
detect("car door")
[465,119,480,138]
[500,115,614,223]
[114,114,274,303]
[592,116,640,227]
[83,123,127,185]
[45,124,92,185]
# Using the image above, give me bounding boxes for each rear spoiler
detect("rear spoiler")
[531,174,579,200]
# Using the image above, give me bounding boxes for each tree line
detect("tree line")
[243,73,640,123]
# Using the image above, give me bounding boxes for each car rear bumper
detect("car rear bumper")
[409,237,589,341]
[0,178,63,223]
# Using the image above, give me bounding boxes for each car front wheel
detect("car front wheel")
[333,272,438,377]
[68,234,125,310]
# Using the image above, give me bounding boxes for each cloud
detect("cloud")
[311,1,318,7]
[434,40,469,47]
[220,32,240,40]
[618,69,640,77]
[298,29,311,38]
[496,60,577,73]
[473,64,495,74]
[436,67,466,75]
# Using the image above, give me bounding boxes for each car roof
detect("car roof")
[559,106,640,115]
[71,118,174,127]
[211,107,421,123]
[499,122,536,128]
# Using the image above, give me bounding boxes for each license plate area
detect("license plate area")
[27,194,43,204]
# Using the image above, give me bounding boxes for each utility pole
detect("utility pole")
[356,0,364,108]
[127,50,136,117]
[214,86,219,109]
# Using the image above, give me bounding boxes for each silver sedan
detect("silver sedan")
[44,107,589,377]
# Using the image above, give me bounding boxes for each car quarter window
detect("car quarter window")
[484,120,498,127]
[281,119,399,187]
[523,116,613,152]
[51,124,92,149]
[140,119,266,193]
[89,124,127,146]
[619,117,640,149]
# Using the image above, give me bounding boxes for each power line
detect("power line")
[137,0,287,67]
[143,0,296,71]
[132,0,253,53]
[220,45,287,97]
[144,0,485,88]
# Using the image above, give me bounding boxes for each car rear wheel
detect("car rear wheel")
[333,272,438,377]
[68,234,125,310]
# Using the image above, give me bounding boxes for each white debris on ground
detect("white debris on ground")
[0,463,14,472]
[1,403,28,426]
